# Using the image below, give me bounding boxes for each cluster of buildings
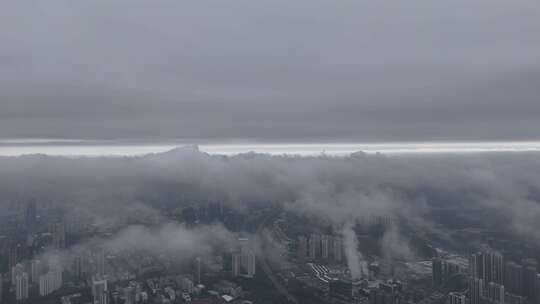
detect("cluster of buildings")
[368,280,407,304]
[5,244,67,299]
[299,272,414,304]
[432,256,467,289]
[0,201,259,304]
[297,233,343,263]
[284,218,437,304]
[468,250,540,304]
[432,248,540,304]
[0,200,71,303]
[231,238,256,279]
[289,224,417,302]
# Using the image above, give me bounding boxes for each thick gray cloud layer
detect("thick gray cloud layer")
[3,148,540,274]
[2,148,540,245]
[1,0,539,141]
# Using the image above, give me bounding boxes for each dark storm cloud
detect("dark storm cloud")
[1,0,539,141]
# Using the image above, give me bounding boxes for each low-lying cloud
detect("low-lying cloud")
[2,147,540,262]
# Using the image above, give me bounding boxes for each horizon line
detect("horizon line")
[3,140,540,157]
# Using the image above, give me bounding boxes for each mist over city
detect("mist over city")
[2,147,540,303]
[1,0,540,304]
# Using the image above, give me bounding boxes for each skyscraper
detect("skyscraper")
[31,259,43,284]
[8,241,18,282]
[0,273,3,304]
[92,276,109,304]
[96,250,106,277]
[433,257,462,288]
[73,254,88,280]
[51,221,66,249]
[232,238,256,278]
[469,277,484,304]
[308,234,321,260]
[39,270,62,296]
[321,235,330,260]
[231,252,242,277]
[240,239,256,278]
[470,253,484,279]
[15,272,29,302]
[39,258,63,297]
[11,263,25,286]
[124,286,136,304]
[449,292,467,304]
[486,282,505,304]
[484,250,504,285]
[297,235,307,259]
[242,250,256,278]
[522,259,537,302]
[505,262,523,296]
[333,235,343,263]
[195,257,201,284]
[470,250,504,285]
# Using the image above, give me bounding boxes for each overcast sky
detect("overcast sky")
[1,0,539,142]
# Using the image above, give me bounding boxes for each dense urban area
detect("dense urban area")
[1,196,540,304]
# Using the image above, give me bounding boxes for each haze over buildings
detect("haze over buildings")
[1,1,540,304]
